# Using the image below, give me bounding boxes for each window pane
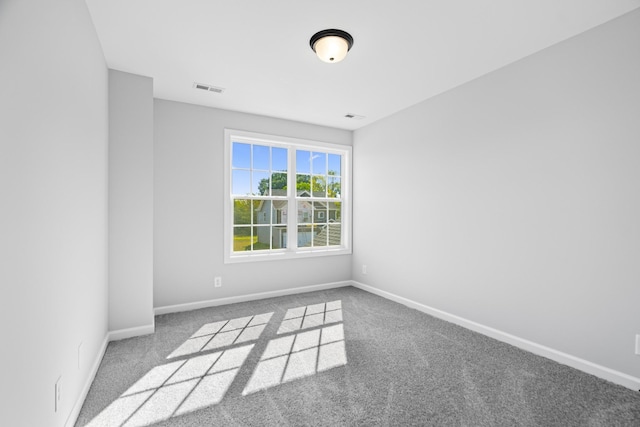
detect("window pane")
[232,143,251,169]
[234,199,252,225]
[253,171,270,195]
[271,172,287,196]
[272,147,287,172]
[313,202,327,223]
[296,174,310,196]
[312,176,326,197]
[272,226,287,249]
[313,225,328,247]
[312,152,327,175]
[296,150,310,174]
[254,200,270,224]
[328,154,341,176]
[253,145,270,170]
[232,170,251,195]
[271,201,287,225]
[327,177,341,198]
[297,201,312,224]
[253,226,271,251]
[328,224,341,246]
[298,225,312,248]
[330,201,341,222]
[234,227,253,252]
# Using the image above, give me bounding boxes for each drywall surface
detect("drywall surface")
[0,1,109,426]
[154,100,352,308]
[353,9,640,379]
[108,70,154,332]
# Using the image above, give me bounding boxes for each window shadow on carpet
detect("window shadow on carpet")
[85,301,347,427]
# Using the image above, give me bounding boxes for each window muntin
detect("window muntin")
[225,130,351,263]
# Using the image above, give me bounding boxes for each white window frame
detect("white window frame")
[224,129,352,263]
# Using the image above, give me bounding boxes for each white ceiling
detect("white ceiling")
[86,0,640,131]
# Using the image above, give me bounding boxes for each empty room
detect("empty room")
[2,1,640,426]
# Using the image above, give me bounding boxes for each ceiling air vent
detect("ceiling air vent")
[193,82,225,94]
[344,113,365,120]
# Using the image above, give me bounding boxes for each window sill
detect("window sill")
[224,247,352,264]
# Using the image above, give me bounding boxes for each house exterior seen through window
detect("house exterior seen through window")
[224,129,351,263]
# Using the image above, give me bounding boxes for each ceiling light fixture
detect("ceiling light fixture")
[310,29,354,63]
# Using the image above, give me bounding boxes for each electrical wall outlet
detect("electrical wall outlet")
[214,277,222,288]
[54,376,62,412]
[362,265,367,275]
[635,334,640,355]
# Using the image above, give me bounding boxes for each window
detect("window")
[224,129,351,263]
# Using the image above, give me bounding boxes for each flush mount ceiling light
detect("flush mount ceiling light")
[310,29,354,63]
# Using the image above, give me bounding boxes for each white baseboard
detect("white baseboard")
[154,280,351,316]
[108,323,155,341]
[64,334,109,427]
[63,322,155,427]
[351,280,640,391]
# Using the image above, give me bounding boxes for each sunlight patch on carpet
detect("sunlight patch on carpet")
[278,300,342,334]
[243,323,347,395]
[167,312,272,358]
[85,301,347,426]
[86,345,254,427]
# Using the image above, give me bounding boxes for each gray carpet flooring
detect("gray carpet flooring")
[75,286,640,426]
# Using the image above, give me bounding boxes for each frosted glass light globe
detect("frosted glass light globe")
[313,35,349,63]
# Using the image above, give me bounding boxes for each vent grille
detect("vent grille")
[345,113,365,120]
[193,82,225,94]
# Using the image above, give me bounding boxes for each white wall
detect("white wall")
[154,99,352,308]
[353,9,640,382]
[108,70,154,333]
[0,0,109,426]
